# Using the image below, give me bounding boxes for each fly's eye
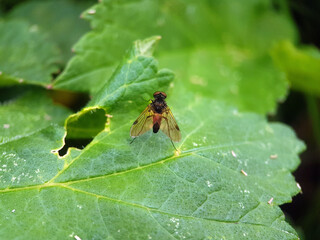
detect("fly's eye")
[153,91,167,99]
[153,91,161,98]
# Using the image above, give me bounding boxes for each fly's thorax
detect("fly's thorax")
[152,99,167,114]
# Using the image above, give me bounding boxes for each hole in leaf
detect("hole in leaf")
[58,138,93,156]
[58,107,107,157]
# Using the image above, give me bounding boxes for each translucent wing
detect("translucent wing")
[160,107,181,142]
[130,105,154,138]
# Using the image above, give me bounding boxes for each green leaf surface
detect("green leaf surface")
[8,0,92,64]
[0,38,304,239]
[0,90,70,188]
[0,93,304,239]
[0,20,60,87]
[0,90,70,144]
[271,41,320,96]
[55,0,296,114]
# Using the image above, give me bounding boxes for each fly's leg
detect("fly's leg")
[130,137,137,144]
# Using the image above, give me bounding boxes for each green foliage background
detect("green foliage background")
[0,0,319,239]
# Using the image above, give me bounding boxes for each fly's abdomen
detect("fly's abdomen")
[153,122,160,133]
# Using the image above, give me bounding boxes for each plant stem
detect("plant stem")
[305,94,320,146]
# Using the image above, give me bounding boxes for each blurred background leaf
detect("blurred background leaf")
[55,0,296,115]
[0,20,60,87]
[7,0,93,64]
[271,41,320,96]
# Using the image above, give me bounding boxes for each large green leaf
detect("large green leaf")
[0,20,60,87]
[54,0,296,114]
[8,0,92,64]
[271,41,320,96]
[0,36,304,239]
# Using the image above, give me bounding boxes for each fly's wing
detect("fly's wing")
[160,107,181,142]
[130,105,154,138]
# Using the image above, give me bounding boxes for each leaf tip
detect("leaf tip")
[134,35,162,57]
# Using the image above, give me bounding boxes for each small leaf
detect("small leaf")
[89,36,172,109]
[0,20,60,87]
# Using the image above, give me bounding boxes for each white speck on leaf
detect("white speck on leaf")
[268,197,274,205]
[19,78,24,83]
[241,169,248,176]
[170,217,179,223]
[3,124,10,129]
[232,109,239,116]
[270,154,278,159]
[297,183,302,191]
[35,169,40,174]
[88,9,96,14]
[231,150,237,157]
[206,180,213,187]
[29,25,38,32]
[77,205,83,210]
[74,235,81,240]
[192,142,198,147]
[11,209,15,213]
